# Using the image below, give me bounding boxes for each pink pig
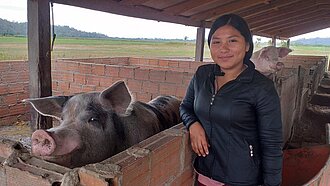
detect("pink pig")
[251,46,292,75]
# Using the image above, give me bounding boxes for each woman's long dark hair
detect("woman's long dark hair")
[207,14,254,63]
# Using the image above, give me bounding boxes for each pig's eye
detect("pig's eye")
[88,117,99,123]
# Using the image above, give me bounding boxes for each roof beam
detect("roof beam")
[191,0,269,21]
[254,13,328,34]
[118,0,151,6]
[237,0,301,19]
[246,0,315,25]
[267,18,330,38]
[163,0,216,15]
[250,6,320,31]
[53,0,203,27]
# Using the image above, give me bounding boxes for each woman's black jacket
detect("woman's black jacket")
[180,61,283,186]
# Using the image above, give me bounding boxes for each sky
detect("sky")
[0,0,329,41]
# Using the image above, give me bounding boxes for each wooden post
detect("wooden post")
[27,0,53,130]
[287,39,290,48]
[271,36,276,46]
[195,27,205,62]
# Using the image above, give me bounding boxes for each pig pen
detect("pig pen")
[0,55,329,185]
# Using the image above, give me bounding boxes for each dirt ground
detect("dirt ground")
[0,121,32,150]
[288,77,330,148]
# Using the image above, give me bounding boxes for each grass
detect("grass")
[0,36,329,61]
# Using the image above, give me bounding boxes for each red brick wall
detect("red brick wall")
[0,58,208,126]
[51,58,210,102]
[0,61,29,126]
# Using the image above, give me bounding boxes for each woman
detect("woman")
[180,14,283,186]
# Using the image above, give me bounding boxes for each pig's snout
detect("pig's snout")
[31,130,56,156]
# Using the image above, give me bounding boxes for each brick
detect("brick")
[149,59,159,66]
[0,62,11,72]
[3,94,18,105]
[119,67,134,78]
[73,73,86,85]
[149,70,165,82]
[105,66,120,77]
[99,77,114,88]
[86,75,100,86]
[128,57,140,66]
[79,163,120,186]
[0,84,9,95]
[68,84,82,94]
[166,71,184,84]
[55,61,68,71]
[149,135,182,185]
[127,79,142,92]
[57,81,70,91]
[61,73,74,82]
[52,81,59,91]
[190,62,203,71]
[66,62,79,72]
[8,83,25,94]
[142,81,159,93]
[159,83,177,95]
[159,60,169,67]
[52,72,63,82]
[168,61,179,68]
[8,104,28,116]
[183,73,194,85]
[135,92,152,102]
[92,64,105,76]
[176,86,187,99]
[5,162,60,186]
[16,93,28,102]
[78,171,109,186]
[79,63,93,74]
[10,62,28,72]
[134,68,149,80]
[2,72,18,83]
[17,72,29,82]
[0,106,10,117]
[118,153,151,186]
[139,58,150,65]
[179,61,190,69]
[81,85,96,92]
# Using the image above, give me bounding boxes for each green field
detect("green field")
[0,36,329,61]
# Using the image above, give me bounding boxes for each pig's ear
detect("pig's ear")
[99,81,131,114]
[23,96,72,121]
[278,47,292,58]
[259,47,271,59]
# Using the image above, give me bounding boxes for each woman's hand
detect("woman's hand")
[189,122,210,157]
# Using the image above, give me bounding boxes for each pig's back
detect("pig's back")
[147,96,181,130]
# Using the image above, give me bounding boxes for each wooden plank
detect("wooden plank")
[268,19,330,38]
[27,0,53,130]
[163,0,216,15]
[53,0,203,27]
[194,27,205,62]
[246,0,316,27]
[191,0,266,21]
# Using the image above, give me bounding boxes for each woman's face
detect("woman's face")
[210,25,249,71]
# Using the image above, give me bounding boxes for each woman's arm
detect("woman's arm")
[180,74,198,129]
[256,83,283,186]
[180,73,209,156]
